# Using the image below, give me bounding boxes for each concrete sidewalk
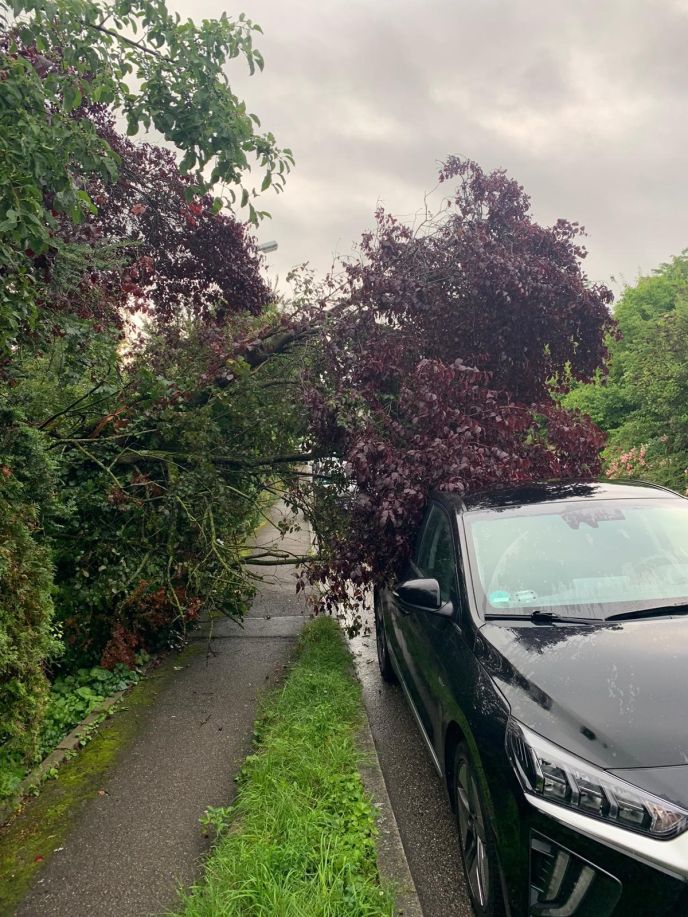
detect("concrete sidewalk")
[15,503,310,917]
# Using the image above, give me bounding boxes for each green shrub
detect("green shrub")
[37,662,141,760]
[0,490,57,762]
[0,660,141,800]
[564,253,688,491]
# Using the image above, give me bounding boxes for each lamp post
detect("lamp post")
[256,240,278,253]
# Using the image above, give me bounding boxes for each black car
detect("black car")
[374,480,688,917]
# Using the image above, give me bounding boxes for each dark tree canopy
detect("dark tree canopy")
[341,157,613,402]
[300,158,614,623]
[89,111,271,332]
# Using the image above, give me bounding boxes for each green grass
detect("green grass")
[174,617,394,917]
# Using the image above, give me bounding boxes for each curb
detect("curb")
[357,712,425,917]
[0,688,127,828]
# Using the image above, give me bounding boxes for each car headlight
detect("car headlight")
[506,719,688,840]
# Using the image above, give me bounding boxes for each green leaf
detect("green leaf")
[18,26,35,45]
[179,151,196,173]
[0,209,18,228]
[63,85,82,113]
[76,190,98,214]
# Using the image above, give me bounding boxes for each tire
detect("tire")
[374,591,398,684]
[452,741,505,917]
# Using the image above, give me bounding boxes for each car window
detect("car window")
[416,505,457,603]
[464,497,688,618]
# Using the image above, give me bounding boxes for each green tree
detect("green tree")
[0,0,304,778]
[565,253,688,490]
[0,0,293,354]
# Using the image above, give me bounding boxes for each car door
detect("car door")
[410,503,462,744]
[385,510,432,722]
[390,503,458,744]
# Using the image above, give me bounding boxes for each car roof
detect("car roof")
[433,479,681,513]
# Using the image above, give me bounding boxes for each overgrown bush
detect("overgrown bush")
[0,661,141,800]
[0,486,57,763]
[38,663,141,760]
[0,409,62,765]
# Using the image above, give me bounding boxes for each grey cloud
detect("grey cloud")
[172,0,688,295]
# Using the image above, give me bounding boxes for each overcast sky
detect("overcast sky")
[174,0,688,296]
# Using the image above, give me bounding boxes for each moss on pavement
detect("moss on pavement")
[0,647,192,916]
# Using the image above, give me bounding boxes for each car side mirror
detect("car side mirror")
[394,578,442,612]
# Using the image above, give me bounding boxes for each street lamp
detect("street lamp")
[257,240,278,253]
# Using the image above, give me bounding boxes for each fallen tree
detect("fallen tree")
[295,157,615,628]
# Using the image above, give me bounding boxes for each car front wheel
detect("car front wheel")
[453,741,505,917]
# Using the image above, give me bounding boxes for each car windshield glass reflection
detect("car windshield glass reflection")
[464,498,688,619]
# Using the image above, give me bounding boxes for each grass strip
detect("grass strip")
[174,616,394,917]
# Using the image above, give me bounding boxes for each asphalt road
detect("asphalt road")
[351,610,474,917]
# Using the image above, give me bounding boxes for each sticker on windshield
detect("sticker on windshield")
[489,590,511,607]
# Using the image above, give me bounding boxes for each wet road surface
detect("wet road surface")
[351,610,474,917]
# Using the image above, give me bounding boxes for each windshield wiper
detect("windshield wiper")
[484,609,598,625]
[605,603,688,622]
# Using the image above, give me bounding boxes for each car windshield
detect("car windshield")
[463,497,688,620]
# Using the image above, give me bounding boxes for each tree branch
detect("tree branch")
[111,449,321,469]
[82,20,174,65]
[38,380,105,430]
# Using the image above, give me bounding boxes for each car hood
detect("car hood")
[478,617,688,770]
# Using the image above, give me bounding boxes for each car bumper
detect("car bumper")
[514,801,688,916]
